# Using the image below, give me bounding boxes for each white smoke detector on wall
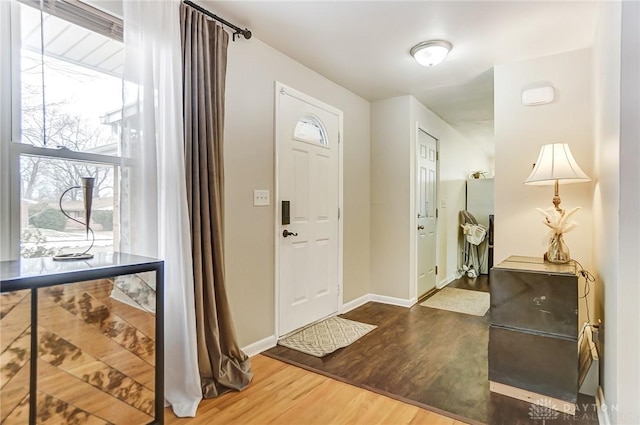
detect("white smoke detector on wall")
[522,85,555,106]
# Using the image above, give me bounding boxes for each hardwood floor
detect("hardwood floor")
[446,274,490,293]
[266,302,489,423]
[165,355,469,425]
[3,275,595,424]
[265,293,599,425]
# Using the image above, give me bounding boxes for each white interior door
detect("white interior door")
[276,84,341,336]
[417,129,438,297]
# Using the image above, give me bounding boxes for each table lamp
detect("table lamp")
[524,143,590,263]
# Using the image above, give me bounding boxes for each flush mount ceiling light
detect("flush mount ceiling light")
[410,40,452,67]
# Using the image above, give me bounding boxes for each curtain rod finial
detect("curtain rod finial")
[233,29,251,41]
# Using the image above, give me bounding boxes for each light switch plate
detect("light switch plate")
[253,190,270,206]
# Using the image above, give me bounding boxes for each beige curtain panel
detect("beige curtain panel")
[180,3,252,399]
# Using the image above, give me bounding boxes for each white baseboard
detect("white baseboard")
[596,386,611,425]
[242,335,277,358]
[437,274,457,289]
[342,293,418,310]
[369,293,416,308]
[243,293,415,356]
[340,294,371,313]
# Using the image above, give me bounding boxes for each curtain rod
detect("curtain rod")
[183,0,252,41]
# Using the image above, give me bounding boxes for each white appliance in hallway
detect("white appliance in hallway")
[466,178,494,274]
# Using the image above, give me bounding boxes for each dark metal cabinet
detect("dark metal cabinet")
[0,252,164,425]
[489,256,579,406]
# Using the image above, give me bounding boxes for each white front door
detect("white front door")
[417,129,438,297]
[276,84,342,336]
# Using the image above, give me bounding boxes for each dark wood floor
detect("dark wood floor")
[447,274,490,293]
[265,279,598,425]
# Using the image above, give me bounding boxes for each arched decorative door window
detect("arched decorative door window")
[293,115,329,147]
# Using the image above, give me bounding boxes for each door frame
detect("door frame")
[411,124,440,301]
[273,81,344,337]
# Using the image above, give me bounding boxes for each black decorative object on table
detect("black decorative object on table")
[53,176,96,261]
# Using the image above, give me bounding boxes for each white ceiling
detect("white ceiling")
[202,0,602,157]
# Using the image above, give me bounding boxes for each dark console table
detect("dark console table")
[0,252,164,425]
[489,255,579,414]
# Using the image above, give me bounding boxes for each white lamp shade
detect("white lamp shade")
[410,41,452,67]
[524,143,590,185]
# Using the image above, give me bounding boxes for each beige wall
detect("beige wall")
[616,2,640,417]
[370,97,411,299]
[592,0,621,413]
[494,49,594,265]
[593,1,640,420]
[224,38,371,346]
[370,96,491,301]
[494,49,594,324]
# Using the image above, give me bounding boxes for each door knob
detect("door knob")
[418,225,424,230]
[283,229,298,238]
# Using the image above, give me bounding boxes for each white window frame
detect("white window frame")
[0,0,124,260]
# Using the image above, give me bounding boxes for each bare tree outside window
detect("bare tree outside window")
[16,3,123,258]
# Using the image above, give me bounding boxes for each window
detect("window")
[1,0,124,259]
[293,115,328,146]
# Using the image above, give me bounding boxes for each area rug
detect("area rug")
[420,287,489,316]
[278,316,377,357]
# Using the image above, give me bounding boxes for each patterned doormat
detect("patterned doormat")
[278,316,377,357]
[420,287,490,316]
